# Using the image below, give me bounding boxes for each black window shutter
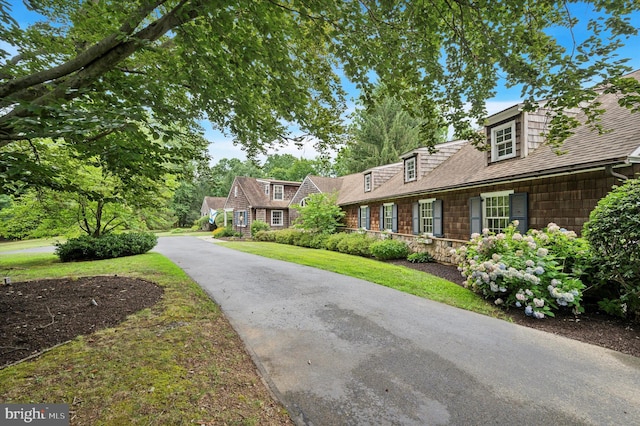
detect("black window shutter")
[433,199,444,237]
[379,206,384,231]
[470,197,483,235]
[392,204,398,233]
[357,207,362,228]
[366,207,371,229]
[509,192,528,233]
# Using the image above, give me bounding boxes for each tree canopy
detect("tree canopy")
[1,0,639,192]
[337,87,448,175]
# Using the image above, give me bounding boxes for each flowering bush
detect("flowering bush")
[454,222,588,319]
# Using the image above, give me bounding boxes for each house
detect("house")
[200,197,226,230]
[337,70,640,263]
[224,177,302,237]
[289,175,344,224]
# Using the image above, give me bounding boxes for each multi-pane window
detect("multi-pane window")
[419,199,434,235]
[405,157,417,182]
[271,210,283,226]
[383,203,394,231]
[483,192,511,233]
[491,121,516,161]
[364,173,372,192]
[359,205,368,229]
[273,185,284,200]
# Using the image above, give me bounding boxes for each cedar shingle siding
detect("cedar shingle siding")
[338,69,640,243]
[222,70,640,257]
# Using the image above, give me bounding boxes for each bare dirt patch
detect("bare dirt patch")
[389,259,640,357]
[1,276,163,367]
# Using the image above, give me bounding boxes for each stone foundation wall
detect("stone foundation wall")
[347,229,467,265]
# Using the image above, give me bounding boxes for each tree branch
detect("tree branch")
[0,0,201,143]
[0,0,169,99]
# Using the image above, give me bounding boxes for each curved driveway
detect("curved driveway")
[155,236,640,425]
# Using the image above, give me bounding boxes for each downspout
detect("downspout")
[605,165,629,182]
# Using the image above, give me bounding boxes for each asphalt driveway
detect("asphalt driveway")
[155,236,640,425]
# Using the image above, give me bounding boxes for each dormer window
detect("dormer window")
[364,173,372,192]
[273,184,284,201]
[405,156,417,182]
[491,121,516,161]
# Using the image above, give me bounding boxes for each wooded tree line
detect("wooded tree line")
[1,1,639,238]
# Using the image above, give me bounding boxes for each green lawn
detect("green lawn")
[0,251,290,425]
[223,241,505,318]
[0,238,61,252]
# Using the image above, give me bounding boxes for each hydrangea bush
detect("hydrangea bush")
[454,222,588,319]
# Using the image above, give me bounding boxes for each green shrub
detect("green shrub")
[192,215,211,230]
[212,226,237,238]
[583,178,640,319]
[292,231,314,247]
[55,232,158,262]
[455,222,587,319]
[309,234,329,249]
[251,219,270,237]
[407,251,433,263]
[325,233,349,251]
[274,229,300,245]
[253,230,277,242]
[332,233,371,256]
[370,239,410,260]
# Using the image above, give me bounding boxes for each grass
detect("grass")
[223,241,505,318]
[0,237,502,424]
[0,252,291,425]
[0,238,61,252]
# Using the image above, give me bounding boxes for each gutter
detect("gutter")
[339,158,631,206]
[605,165,629,181]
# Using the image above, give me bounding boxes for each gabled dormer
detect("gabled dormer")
[400,140,467,184]
[364,172,372,192]
[485,102,552,165]
[403,153,418,183]
[362,162,403,192]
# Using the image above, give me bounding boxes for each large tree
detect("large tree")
[0,137,177,237]
[1,0,639,185]
[338,88,449,174]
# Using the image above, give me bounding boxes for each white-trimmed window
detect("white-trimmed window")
[364,173,372,192]
[383,203,394,231]
[419,198,435,235]
[264,183,269,195]
[299,197,308,207]
[273,184,284,201]
[482,190,513,233]
[236,210,247,227]
[359,205,368,229]
[234,186,238,197]
[491,121,516,161]
[405,156,417,182]
[271,210,284,226]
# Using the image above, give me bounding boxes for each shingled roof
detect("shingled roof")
[305,175,343,193]
[202,196,226,211]
[226,176,301,209]
[338,69,640,205]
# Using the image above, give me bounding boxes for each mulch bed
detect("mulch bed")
[388,259,640,357]
[1,276,163,367]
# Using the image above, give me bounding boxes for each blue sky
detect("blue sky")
[4,1,640,162]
